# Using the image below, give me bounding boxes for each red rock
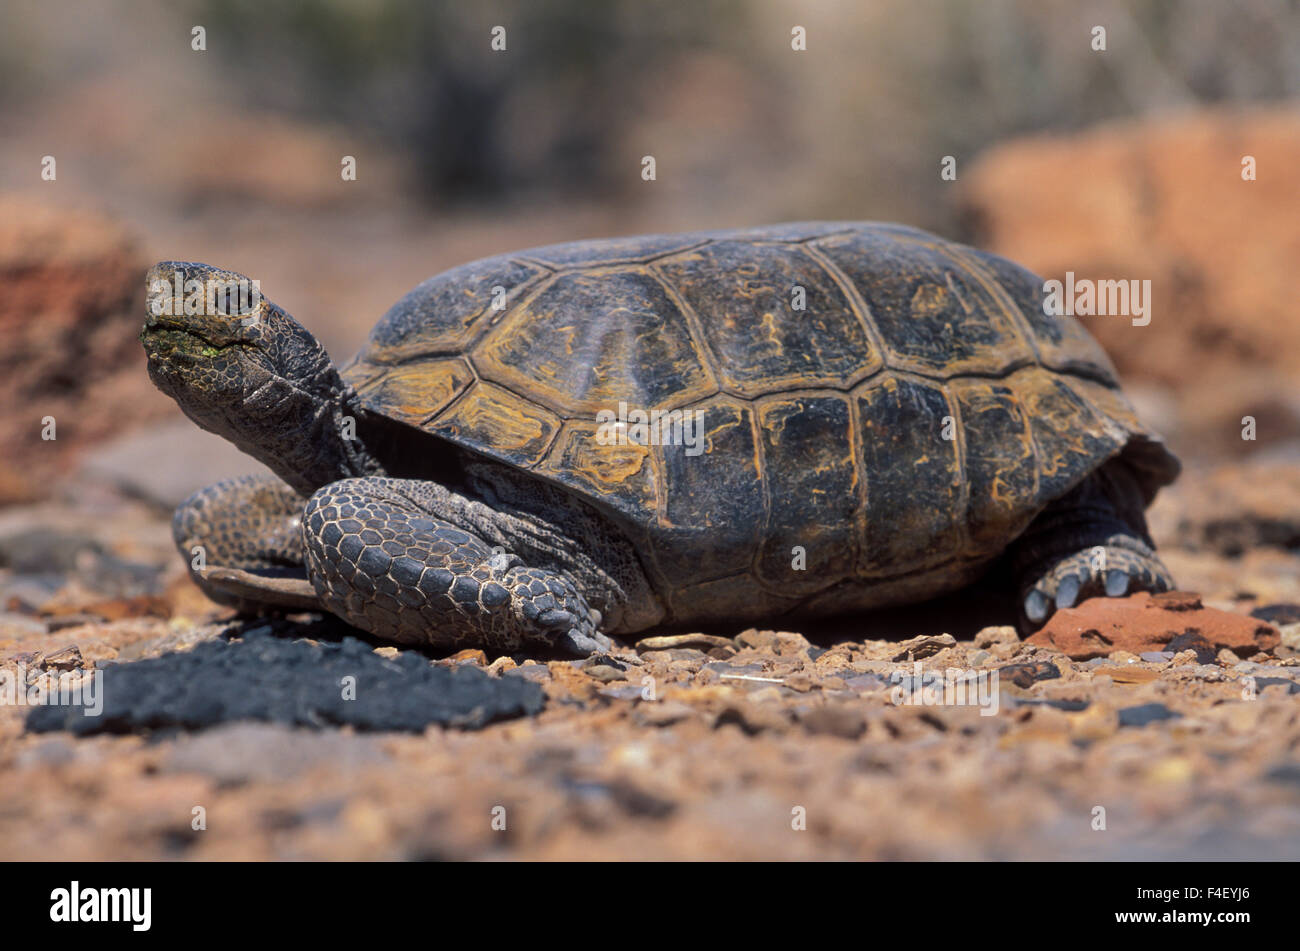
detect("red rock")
[1165,632,1217,664]
[1027,592,1280,661]
[960,108,1300,457]
[0,195,174,505]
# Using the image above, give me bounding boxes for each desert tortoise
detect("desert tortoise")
[141,222,1179,655]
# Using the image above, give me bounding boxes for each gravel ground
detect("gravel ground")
[1,459,1298,860]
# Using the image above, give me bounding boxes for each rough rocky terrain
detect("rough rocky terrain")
[3,99,1299,859]
[2,453,1298,861]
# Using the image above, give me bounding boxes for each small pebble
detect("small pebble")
[1118,703,1181,728]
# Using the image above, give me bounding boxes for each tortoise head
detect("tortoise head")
[141,261,382,494]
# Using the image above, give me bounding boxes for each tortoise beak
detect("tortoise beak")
[142,261,264,351]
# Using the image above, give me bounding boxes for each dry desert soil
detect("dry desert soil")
[1,453,1299,861]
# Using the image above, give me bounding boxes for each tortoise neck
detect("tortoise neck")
[265,378,386,497]
[202,353,387,497]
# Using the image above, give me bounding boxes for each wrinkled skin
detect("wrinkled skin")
[144,262,613,654]
[142,262,381,496]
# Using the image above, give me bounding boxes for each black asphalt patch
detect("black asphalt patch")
[25,630,544,735]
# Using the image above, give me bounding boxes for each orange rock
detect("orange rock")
[1091,666,1160,684]
[0,195,174,504]
[47,594,172,621]
[960,108,1300,456]
[1027,591,1279,661]
[446,648,487,666]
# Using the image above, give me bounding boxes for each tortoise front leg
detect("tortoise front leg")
[173,474,320,611]
[301,477,609,655]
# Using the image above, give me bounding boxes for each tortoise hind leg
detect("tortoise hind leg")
[1011,460,1173,630]
[172,474,321,611]
[300,476,610,655]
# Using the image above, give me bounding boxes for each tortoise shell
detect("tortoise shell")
[341,222,1178,618]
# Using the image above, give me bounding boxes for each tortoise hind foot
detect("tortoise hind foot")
[173,474,315,612]
[1012,461,1173,631]
[1019,534,1172,631]
[301,476,609,655]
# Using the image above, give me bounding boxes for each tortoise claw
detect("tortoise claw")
[537,608,575,630]
[1055,575,1081,610]
[1024,589,1050,625]
[199,565,322,611]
